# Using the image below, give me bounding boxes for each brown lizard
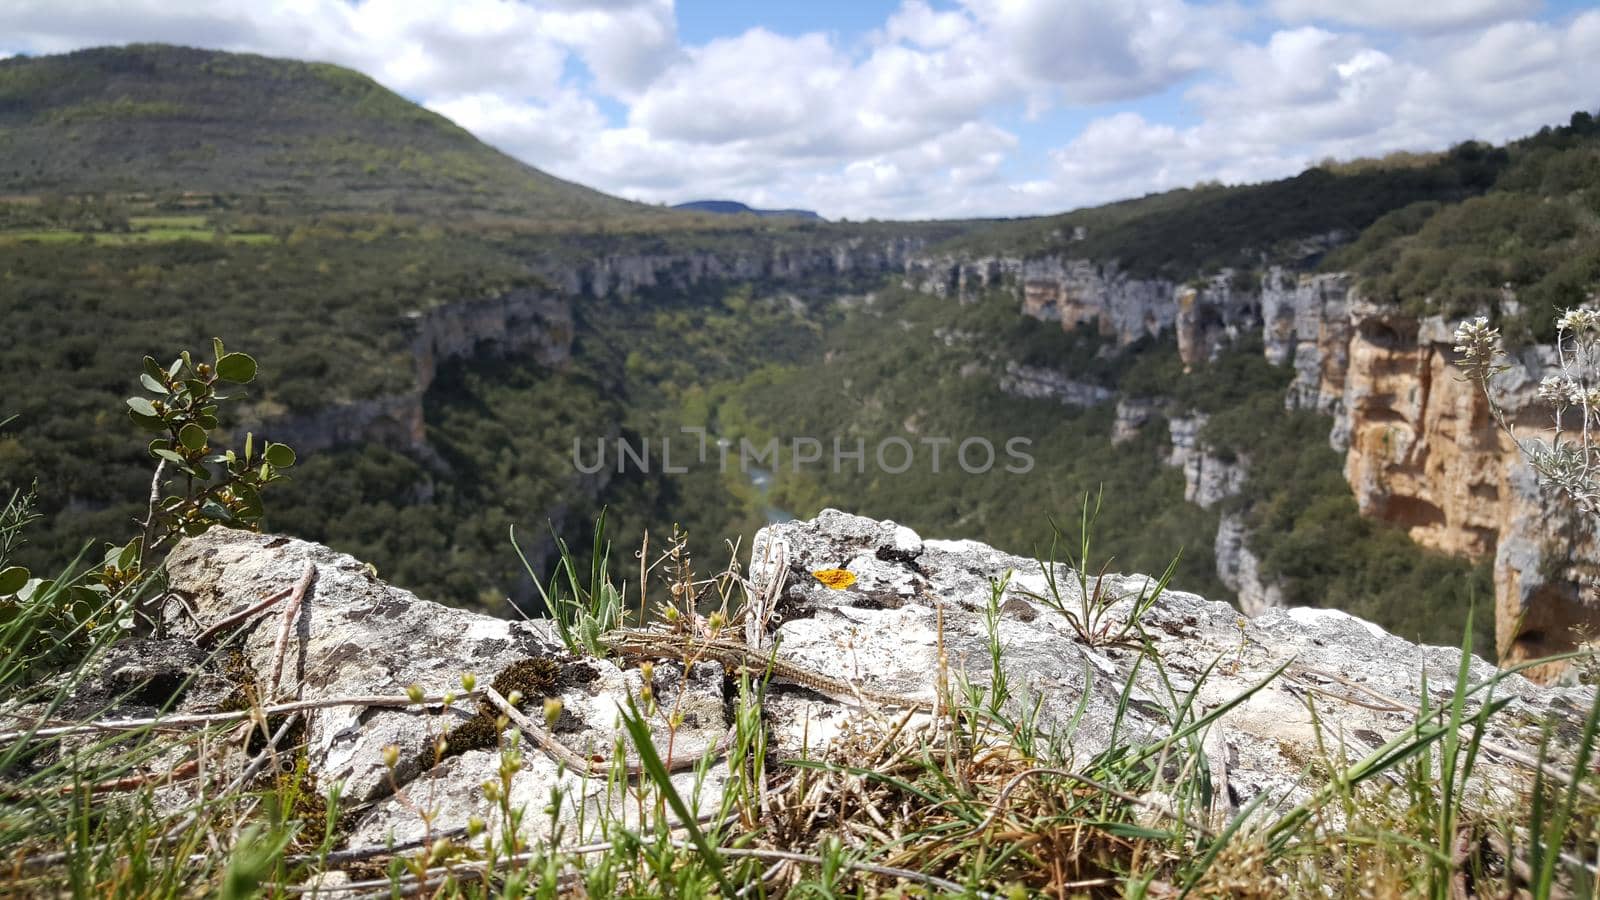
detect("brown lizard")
[603,628,939,712]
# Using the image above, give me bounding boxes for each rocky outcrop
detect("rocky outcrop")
[997,361,1114,407]
[1175,272,1259,370]
[1166,414,1247,509]
[407,288,573,394]
[1214,512,1285,615]
[1112,397,1160,445]
[547,236,924,300]
[1261,268,1352,418]
[1329,302,1600,675]
[904,255,1197,347]
[157,529,730,845]
[113,513,1591,857]
[252,288,574,456]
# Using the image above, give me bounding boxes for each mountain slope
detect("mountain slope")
[673,200,822,220]
[0,44,655,221]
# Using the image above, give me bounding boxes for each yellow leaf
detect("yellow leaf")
[812,568,856,590]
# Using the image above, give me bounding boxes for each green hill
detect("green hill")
[0,44,655,221]
[937,140,1510,278]
[1325,111,1600,342]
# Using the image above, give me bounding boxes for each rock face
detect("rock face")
[997,361,1114,407]
[544,236,924,300]
[252,288,574,456]
[160,529,731,847]
[1327,302,1600,676]
[1165,414,1247,509]
[138,515,1592,853]
[744,510,1588,822]
[903,255,1184,346]
[1111,397,1160,445]
[1260,267,1351,417]
[906,250,1598,678]
[1175,272,1259,370]
[1214,512,1285,615]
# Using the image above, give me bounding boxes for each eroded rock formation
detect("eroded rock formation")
[1214,512,1285,616]
[1166,414,1247,509]
[997,361,1115,407]
[1261,267,1351,416]
[1329,303,1600,676]
[902,255,1190,347]
[64,512,1593,856]
[251,288,574,455]
[546,236,924,300]
[906,249,1600,678]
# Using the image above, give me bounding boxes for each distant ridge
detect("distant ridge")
[673,199,822,220]
[0,44,663,221]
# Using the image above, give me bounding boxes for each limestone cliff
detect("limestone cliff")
[1165,414,1247,509]
[254,287,574,455]
[904,255,1185,347]
[1215,512,1285,615]
[906,249,1598,676]
[997,361,1114,407]
[1261,268,1351,417]
[1326,302,1599,675]
[257,236,923,456]
[547,236,924,300]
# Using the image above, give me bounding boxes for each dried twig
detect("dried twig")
[268,561,317,698]
[482,685,731,778]
[194,585,294,646]
[137,459,167,570]
[0,691,478,744]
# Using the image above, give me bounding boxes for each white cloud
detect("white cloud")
[1022,10,1600,214]
[630,30,845,145]
[536,0,678,97]
[427,89,610,166]
[1269,0,1541,33]
[881,0,970,49]
[0,0,1596,219]
[963,0,1237,102]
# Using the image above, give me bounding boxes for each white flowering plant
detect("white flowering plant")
[1455,306,1600,516]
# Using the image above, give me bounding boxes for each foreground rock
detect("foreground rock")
[160,531,730,847]
[140,514,1594,851]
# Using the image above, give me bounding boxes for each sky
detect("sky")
[1,0,1597,220]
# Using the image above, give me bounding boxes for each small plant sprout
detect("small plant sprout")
[511,509,626,656]
[1024,490,1179,647]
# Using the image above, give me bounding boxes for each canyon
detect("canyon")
[908,249,1599,674]
[248,235,926,455]
[247,231,1598,679]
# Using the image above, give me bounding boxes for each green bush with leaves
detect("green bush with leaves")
[107,339,296,596]
[0,340,296,676]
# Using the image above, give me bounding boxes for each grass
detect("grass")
[0,228,275,245]
[127,215,207,229]
[4,509,1599,898]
